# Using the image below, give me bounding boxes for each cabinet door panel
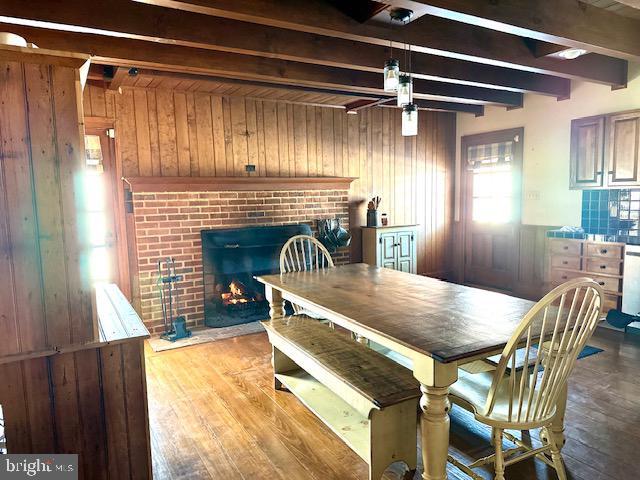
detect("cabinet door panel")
[380,233,396,269]
[396,231,414,274]
[570,116,605,189]
[607,111,640,186]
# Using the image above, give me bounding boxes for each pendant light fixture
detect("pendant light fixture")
[383,58,400,92]
[402,103,418,137]
[383,8,413,92]
[384,8,418,136]
[397,74,412,106]
[397,37,413,106]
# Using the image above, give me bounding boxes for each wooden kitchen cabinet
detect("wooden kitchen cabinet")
[606,110,640,186]
[362,225,418,274]
[546,238,625,314]
[570,109,640,189]
[570,115,605,189]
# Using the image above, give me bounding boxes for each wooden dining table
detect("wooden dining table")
[256,263,567,480]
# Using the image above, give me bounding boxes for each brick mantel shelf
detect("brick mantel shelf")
[124,176,357,193]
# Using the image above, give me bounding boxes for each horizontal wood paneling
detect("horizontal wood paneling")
[0,340,151,479]
[83,84,456,277]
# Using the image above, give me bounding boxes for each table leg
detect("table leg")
[265,285,285,320]
[413,358,458,480]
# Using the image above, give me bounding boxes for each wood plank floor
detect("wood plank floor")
[145,327,640,479]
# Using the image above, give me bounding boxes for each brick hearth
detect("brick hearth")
[132,189,350,333]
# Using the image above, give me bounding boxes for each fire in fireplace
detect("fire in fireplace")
[201,224,312,327]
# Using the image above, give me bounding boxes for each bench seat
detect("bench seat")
[262,315,420,480]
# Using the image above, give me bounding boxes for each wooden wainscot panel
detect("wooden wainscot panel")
[0,44,94,356]
[0,285,151,479]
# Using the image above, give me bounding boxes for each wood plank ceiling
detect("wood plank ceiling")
[0,0,637,115]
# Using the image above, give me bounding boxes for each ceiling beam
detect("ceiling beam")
[344,98,485,115]
[129,0,627,86]
[615,0,640,7]
[393,0,640,61]
[0,0,569,97]
[95,65,380,100]
[1,23,522,106]
[327,0,388,23]
[107,66,128,91]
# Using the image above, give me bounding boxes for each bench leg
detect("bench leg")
[271,346,298,390]
[369,401,418,480]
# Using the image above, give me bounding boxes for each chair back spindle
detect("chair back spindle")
[279,235,335,314]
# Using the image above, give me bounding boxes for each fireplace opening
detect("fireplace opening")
[201,224,312,327]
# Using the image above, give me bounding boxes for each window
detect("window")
[83,135,110,283]
[467,140,516,224]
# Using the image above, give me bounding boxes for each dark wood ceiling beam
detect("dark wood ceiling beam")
[107,67,128,91]
[345,97,484,115]
[327,0,388,23]
[95,65,378,100]
[393,0,640,61]
[2,23,521,106]
[130,0,627,86]
[0,0,569,97]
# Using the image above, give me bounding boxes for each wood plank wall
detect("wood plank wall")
[0,60,94,357]
[516,224,556,300]
[0,340,151,479]
[84,85,456,277]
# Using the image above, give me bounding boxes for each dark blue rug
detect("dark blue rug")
[577,345,604,359]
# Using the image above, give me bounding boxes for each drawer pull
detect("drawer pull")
[599,265,606,269]
[598,281,605,286]
[600,249,608,254]
[563,246,569,250]
[562,261,568,265]
[562,275,568,280]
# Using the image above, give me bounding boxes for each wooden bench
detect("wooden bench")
[262,315,420,480]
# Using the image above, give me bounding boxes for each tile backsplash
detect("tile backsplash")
[581,189,640,243]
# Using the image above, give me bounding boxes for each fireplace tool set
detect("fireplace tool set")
[157,257,192,342]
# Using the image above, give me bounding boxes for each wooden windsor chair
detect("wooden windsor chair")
[279,235,335,324]
[447,277,603,480]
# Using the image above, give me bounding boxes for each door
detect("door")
[84,120,131,295]
[462,128,523,292]
[570,116,605,189]
[606,110,640,186]
[396,231,414,273]
[379,233,397,269]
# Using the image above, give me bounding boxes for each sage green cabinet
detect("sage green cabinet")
[362,225,418,274]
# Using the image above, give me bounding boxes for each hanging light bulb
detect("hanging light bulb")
[402,103,418,136]
[383,58,400,92]
[397,74,412,106]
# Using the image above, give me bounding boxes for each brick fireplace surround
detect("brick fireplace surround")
[132,186,350,334]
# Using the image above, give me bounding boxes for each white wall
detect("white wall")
[456,65,640,227]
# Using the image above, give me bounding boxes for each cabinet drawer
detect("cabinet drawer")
[585,257,622,276]
[588,275,621,293]
[550,268,583,284]
[551,255,581,270]
[549,239,582,256]
[550,269,621,293]
[585,243,623,259]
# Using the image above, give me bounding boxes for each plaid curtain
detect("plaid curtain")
[467,140,513,169]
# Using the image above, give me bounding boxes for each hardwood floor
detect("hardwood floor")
[145,327,640,479]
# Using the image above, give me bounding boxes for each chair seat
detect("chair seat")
[450,370,555,428]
